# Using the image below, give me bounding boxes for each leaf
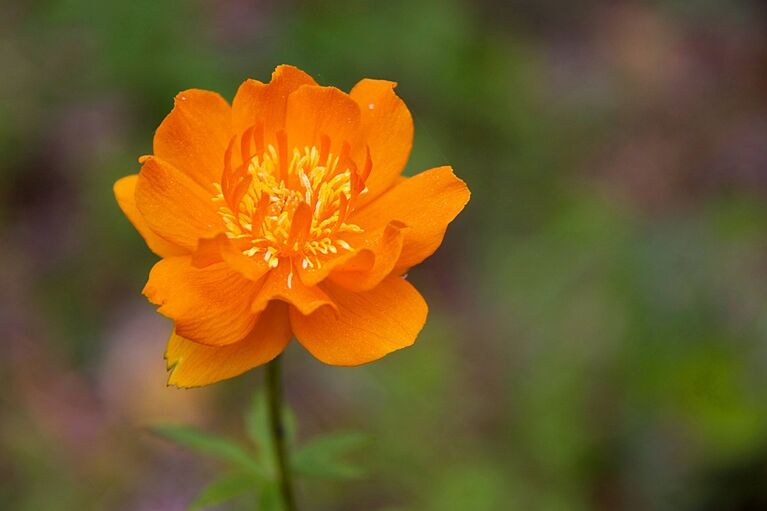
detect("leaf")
[292,431,370,480]
[189,473,256,510]
[246,391,298,473]
[246,392,274,461]
[258,481,282,511]
[150,424,264,476]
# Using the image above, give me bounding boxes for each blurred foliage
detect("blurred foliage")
[2,0,767,510]
[151,391,367,509]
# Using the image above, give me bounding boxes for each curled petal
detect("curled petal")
[193,234,270,282]
[294,247,358,288]
[328,221,406,291]
[252,262,336,316]
[166,301,292,388]
[350,166,470,268]
[144,257,260,346]
[294,220,405,289]
[291,276,427,366]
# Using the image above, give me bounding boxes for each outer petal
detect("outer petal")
[135,157,222,250]
[232,65,317,139]
[166,301,291,388]
[113,175,186,257]
[153,89,232,189]
[252,262,336,316]
[328,221,405,291]
[285,85,362,155]
[350,166,470,268]
[291,276,427,366]
[144,257,261,346]
[349,79,413,206]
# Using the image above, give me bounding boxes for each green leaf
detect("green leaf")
[292,431,370,480]
[188,473,256,510]
[246,392,274,461]
[150,424,264,476]
[246,391,298,472]
[258,482,282,511]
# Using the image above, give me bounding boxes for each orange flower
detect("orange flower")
[114,65,469,387]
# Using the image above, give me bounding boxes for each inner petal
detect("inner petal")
[212,129,370,275]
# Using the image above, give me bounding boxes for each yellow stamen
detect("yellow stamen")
[214,144,362,270]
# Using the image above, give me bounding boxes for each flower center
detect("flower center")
[213,131,368,271]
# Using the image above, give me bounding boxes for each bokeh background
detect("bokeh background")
[2,0,767,509]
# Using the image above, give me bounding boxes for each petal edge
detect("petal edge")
[113,175,187,257]
[351,166,470,268]
[291,276,427,366]
[166,301,291,388]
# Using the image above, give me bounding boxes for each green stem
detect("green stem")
[265,355,297,511]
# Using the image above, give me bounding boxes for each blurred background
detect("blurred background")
[2,0,767,509]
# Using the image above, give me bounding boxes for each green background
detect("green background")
[2,0,767,509]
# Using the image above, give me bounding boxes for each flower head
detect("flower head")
[114,65,470,387]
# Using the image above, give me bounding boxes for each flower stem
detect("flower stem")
[265,355,297,511]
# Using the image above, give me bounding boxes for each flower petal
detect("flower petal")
[252,262,335,316]
[113,174,186,258]
[285,85,362,155]
[291,276,427,366]
[166,301,291,388]
[193,234,270,282]
[135,157,223,250]
[153,89,232,189]
[349,79,413,206]
[144,256,261,346]
[328,221,405,291]
[350,166,469,268]
[294,250,357,288]
[232,65,317,140]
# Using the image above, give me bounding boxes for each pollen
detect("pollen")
[213,128,369,271]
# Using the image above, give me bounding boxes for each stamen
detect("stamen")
[212,135,367,272]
